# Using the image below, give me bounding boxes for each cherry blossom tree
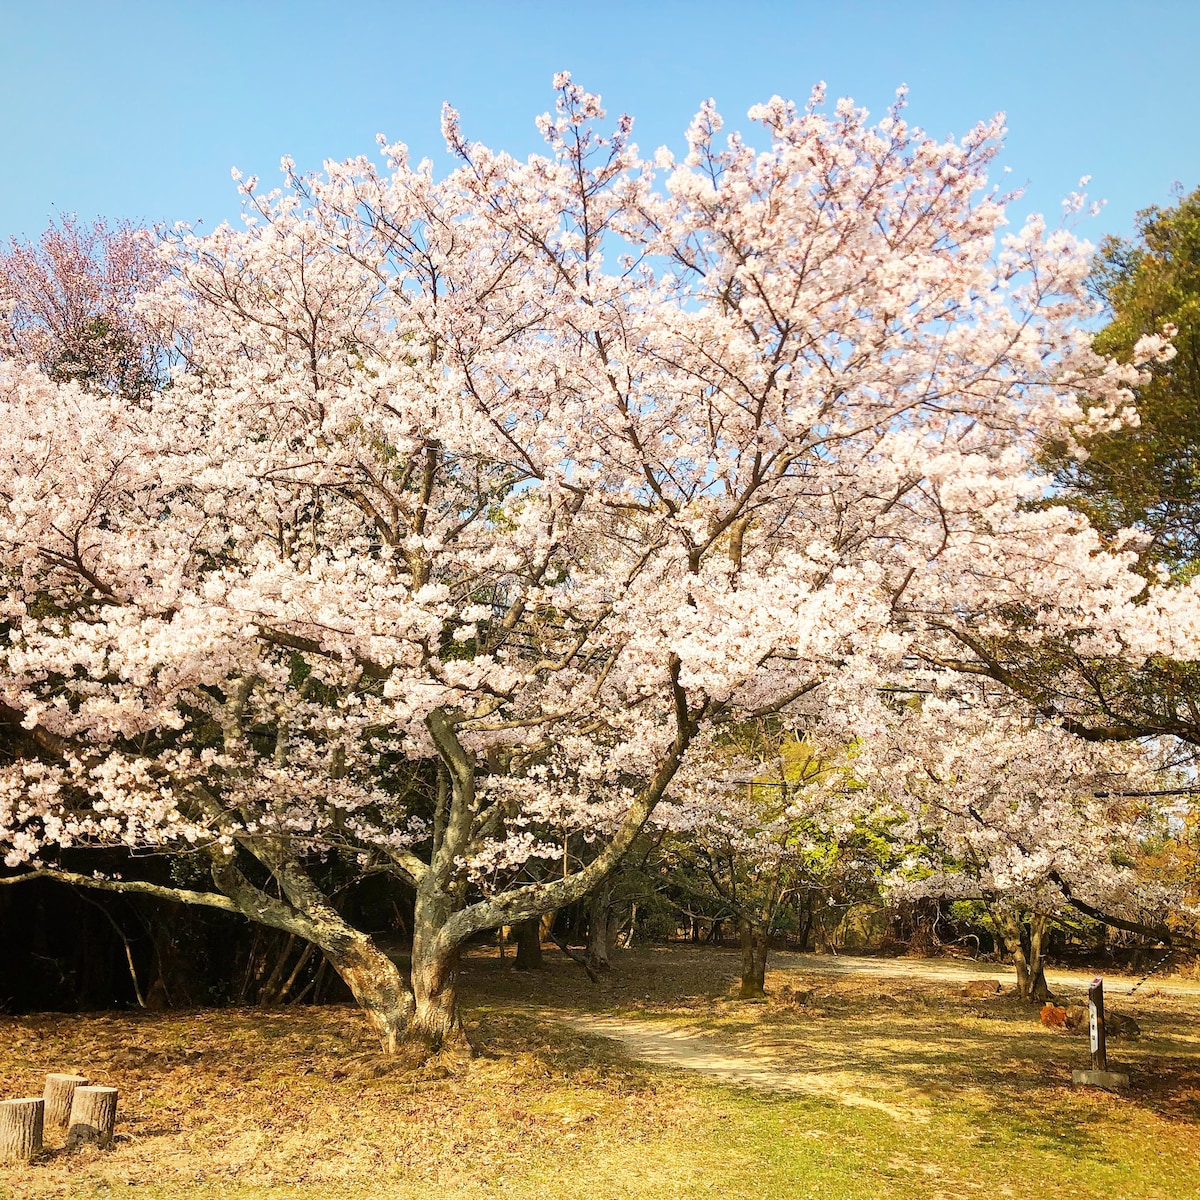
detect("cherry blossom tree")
[818,682,1184,997]
[656,734,877,997]
[0,215,166,397]
[0,76,1175,1052]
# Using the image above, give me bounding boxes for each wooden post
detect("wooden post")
[1088,976,1108,1072]
[44,1073,89,1129]
[66,1086,118,1151]
[1072,974,1127,1088]
[0,1098,44,1162]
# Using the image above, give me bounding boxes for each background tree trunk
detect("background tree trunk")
[797,896,814,953]
[586,885,614,975]
[513,917,543,971]
[993,908,1052,1001]
[738,917,769,998]
[1027,913,1053,1002]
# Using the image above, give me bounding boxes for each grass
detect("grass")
[1,946,1198,1199]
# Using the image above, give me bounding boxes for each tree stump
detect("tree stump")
[0,1098,44,1161]
[66,1086,118,1151]
[44,1073,89,1129]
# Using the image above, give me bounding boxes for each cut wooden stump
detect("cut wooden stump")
[961,979,1002,998]
[0,1097,45,1162]
[1108,1010,1142,1039]
[66,1086,117,1151]
[44,1073,89,1129]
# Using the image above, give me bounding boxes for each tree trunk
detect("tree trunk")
[0,1099,44,1162]
[1010,934,1032,999]
[66,1086,117,1151]
[1027,912,1052,1002]
[513,917,543,971]
[212,852,414,1053]
[406,887,468,1058]
[814,913,832,954]
[43,1073,87,1129]
[993,908,1031,998]
[738,917,769,999]
[407,948,465,1056]
[382,691,695,1061]
[321,935,414,1054]
[798,898,814,953]
[993,908,1052,1002]
[586,885,614,975]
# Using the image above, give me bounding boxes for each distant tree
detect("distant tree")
[844,689,1174,999]
[660,735,885,997]
[0,215,166,399]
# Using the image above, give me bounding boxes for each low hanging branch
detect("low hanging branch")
[0,866,242,913]
[1047,869,1200,952]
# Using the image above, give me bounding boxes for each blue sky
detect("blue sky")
[2,0,1197,245]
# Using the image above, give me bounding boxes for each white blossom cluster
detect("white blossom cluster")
[0,77,1191,932]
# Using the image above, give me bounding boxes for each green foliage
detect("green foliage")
[48,315,155,398]
[656,730,897,946]
[632,894,680,943]
[1050,185,1200,577]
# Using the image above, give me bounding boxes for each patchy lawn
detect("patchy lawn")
[0,946,1197,1199]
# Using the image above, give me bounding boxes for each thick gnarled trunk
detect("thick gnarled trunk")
[399,699,693,1060]
[408,948,466,1055]
[325,936,415,1054]
[212,851,414,1053]
[993,908,1052,1002]
[407,887,468,1057]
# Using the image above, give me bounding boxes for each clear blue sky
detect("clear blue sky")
[2,0,1197,245]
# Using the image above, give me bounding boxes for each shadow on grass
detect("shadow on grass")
[459,943,1200,1138]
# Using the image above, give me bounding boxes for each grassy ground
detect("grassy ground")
[1,946,1198,1199]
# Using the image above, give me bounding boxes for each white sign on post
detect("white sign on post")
[1089,1002,1099,1054]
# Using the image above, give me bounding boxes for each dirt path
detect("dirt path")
[769,951,1200,997]
[548,1011,929,1120]
[544,952,1198,1108]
